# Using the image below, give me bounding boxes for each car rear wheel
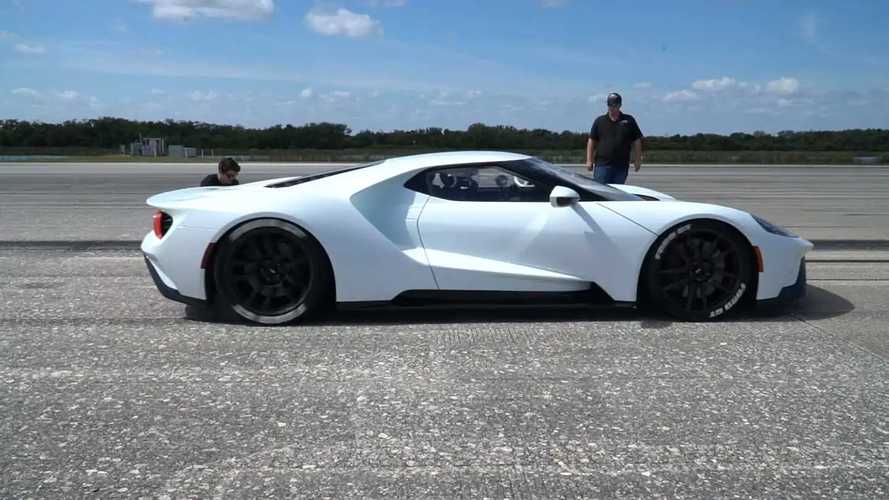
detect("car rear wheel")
[645,220,754,321]
[214,219,330,324]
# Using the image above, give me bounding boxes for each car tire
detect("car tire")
[213,219,331,325]
[644,220,754,321]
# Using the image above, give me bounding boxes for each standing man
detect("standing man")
[200,157,241,186]
[586,93,643,184]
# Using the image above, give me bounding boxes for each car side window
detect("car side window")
[406,165,551,202]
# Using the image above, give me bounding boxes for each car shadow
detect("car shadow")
[184,285,854,327]
[744,284,856,321]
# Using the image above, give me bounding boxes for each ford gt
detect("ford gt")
[142,151,812,324]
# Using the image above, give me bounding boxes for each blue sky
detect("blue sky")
[1,0,887,135]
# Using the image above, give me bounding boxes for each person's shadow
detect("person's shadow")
[184,285,853,328]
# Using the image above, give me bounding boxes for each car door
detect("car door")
[409,164,653,297]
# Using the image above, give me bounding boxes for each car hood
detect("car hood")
[602,199,763,239]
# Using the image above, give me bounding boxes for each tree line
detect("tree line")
[1,117,887,152]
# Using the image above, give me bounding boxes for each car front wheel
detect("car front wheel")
[645,220,754,321]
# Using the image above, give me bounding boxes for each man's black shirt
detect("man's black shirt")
[200,174,239,187]
[589,112,643,167]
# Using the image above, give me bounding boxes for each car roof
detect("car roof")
[380,151,532,174]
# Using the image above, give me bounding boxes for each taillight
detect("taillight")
[153,211,173,238]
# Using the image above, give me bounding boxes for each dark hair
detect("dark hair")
[607,92,622,106]
[218,157,241,173]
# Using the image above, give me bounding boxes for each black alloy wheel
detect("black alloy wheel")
[214,219,330,324]
[645,220,754,321]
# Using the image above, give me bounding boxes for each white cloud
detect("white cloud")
[138,48,166,57]
[150,88,166,95]
[316,90,353,103]
[15,43,46,55]
[11,87,40,98]
[362,0,406,6]
[189,90,219,101]
[138,0,274,21]
[300,87,314,98]
[738,81,762,94]
[0,31,16,39]
[305,8,382,38]
[56,90,80,100]
[800,13,817,42]
[430,98,465,107]
[663,89,698,102]
[632,82,653,89]
[692,76,736,92]
[111,19,129,33]
[540,0,569,7]
[766,77,800,95]
[587,93,608,103]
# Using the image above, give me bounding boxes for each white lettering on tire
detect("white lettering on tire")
[655,223,691,261]
[710,282,747,318]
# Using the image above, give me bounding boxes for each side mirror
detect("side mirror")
[550,186,580,207]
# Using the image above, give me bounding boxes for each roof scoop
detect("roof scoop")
[609,184,676,201]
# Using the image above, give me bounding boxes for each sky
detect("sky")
[1,0,888,135]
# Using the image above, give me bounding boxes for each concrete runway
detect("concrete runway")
[1,162,888,241]
[2,162,888,497]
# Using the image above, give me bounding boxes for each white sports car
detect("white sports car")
[142,151,812,324]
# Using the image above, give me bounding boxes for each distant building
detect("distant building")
[128,136,166,156]
[854,156,880,165]
[168,145,198,158]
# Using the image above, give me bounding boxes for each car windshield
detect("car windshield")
[521,157,640,201]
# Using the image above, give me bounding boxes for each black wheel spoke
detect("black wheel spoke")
[278,241,295,259]
[703,240,717,260]
[261,237,276,258]
[690,239,702,261]
[245,243,262,260]
[677,239,692,264]
[685,282,697,310]
[231,258,251,269]
[284,280,304,294]
[658,266,687,275]
[663,277,689,292]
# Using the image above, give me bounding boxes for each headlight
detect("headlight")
[752,214,797,237]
